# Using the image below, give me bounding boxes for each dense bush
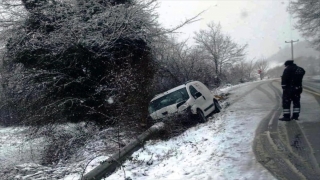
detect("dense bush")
[1,0,158,126]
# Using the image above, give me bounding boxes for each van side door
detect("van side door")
[189,85,207,111]
[194,82,213,101]
[193,82,214,115]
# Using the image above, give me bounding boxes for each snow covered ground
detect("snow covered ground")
[99,81,276,180]
[312,75,320,80]
[0,127,45,169]
[0,80,277,180]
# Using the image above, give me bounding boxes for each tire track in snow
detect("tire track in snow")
[226,81,269,108]
[254,81,320,179]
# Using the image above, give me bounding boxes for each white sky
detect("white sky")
[156,0,303,60]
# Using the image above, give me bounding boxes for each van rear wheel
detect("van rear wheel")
[196,109,206,123]
[213,99,221,113]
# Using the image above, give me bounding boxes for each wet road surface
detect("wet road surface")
[253,79,320,180]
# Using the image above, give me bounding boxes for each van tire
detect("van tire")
[196,109,206,123]
[213,99,221,113]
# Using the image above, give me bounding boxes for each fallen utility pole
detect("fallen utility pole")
[285,39,299,60]
[83,122,166,180]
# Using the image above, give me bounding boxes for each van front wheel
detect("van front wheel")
[196,109,206,123]
[213,99,221,113]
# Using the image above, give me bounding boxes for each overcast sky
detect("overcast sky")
[156,0,303,60]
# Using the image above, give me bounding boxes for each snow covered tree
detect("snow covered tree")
[152,37,217,92]
[229,61,249,83]
[255,58,269,80]
[1,0,159,125]
[194,22,247,78]
[289,0,320,49]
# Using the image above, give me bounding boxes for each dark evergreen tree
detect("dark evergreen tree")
[3,0,158,125]
[289,0,320,49]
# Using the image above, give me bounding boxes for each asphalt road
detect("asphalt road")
[304,77,320,93]
[299,78,320,169]
[253,79,320,180]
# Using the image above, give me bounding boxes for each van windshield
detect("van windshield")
[148,87,189,114]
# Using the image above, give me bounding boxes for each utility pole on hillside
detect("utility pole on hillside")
[285,39,299,60]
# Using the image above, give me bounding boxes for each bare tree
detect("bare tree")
[245,58,256,80]
[152,37,217,92]
[221,58,258,84]
[255,58,270,80]
[194,22,247,77]
[289,0,320,49]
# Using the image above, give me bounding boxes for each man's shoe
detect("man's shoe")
[279,117,291,121]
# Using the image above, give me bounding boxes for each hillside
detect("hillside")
[266,41,319,66]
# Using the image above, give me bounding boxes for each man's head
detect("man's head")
[284,60,294,67]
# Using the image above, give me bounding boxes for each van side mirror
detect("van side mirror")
[194,92,202,99]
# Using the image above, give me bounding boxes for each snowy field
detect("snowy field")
[0,80,276,180]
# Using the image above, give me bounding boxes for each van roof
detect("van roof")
[150,81,202,102]
[151,84,186,102]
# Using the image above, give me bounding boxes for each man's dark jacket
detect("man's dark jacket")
[281,64,305,89]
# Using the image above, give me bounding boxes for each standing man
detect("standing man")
[279,60,305,121]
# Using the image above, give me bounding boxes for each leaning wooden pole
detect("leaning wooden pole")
[83,122,166,180]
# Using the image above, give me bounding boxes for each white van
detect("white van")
[148,81,221,123]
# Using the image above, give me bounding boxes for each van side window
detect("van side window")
[189,86,198,98]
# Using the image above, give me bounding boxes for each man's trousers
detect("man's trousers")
[282,87,302,118]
